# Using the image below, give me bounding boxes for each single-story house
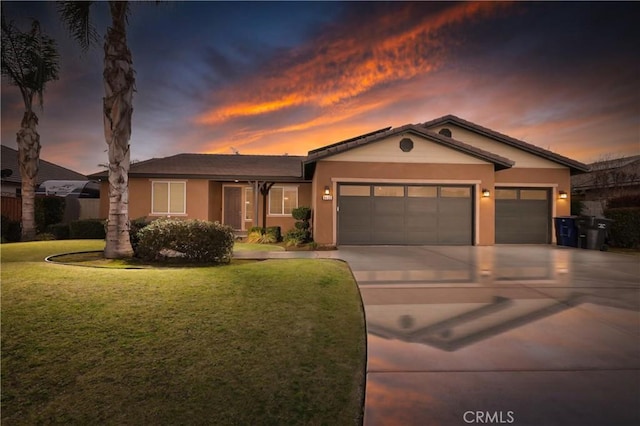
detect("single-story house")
[88,115,589,246]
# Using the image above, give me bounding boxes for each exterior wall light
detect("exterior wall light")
[559,190,568,199]
[324,186,330,195]
[322,185,333,201]
[482,188,491,198]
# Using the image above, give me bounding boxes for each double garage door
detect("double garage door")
[337,184,551,245]
[338,183,473,245]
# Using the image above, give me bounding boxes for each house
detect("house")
[1,144,88,197]
[88,115,589,246]
[571,155,640,216]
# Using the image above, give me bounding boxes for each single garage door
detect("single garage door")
[338,184,473,245]
[495,188,550,244]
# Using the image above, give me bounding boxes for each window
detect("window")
[269,186,298,215]
[340,185,370,196]
[374,185,404,197]
[520,189,548,200]
[495,189,517,200]
[407,186,437,198]
[152,181,186,214]
[440,187,471,198]
[245,187,254,221]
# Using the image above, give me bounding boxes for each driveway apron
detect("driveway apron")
[337,246,640,426]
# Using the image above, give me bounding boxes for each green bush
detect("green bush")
[130,217,153,254]
[265,226,281,242]
[69,219,106,239]
[292,207,311,221]
[571,199,585,215]
[603,207,640,248]
[1,215,21,242]
[283,228,309,247]
[246,226,281,243]
[35,197,65,233]
[294,221,310,230]
[136,219,234,264]
[46,223,70,240]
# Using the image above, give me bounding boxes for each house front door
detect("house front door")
[223,186,243,230]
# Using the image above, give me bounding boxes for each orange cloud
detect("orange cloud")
[194,1,510,127]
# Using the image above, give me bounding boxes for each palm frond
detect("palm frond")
[57,1,98,51]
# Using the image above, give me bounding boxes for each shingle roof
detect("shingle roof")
[421,115,590,174]
[304,124,515,170]
[88,153,306,181]
[1,144,87,185]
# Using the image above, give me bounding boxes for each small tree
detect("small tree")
[1,15,60,240]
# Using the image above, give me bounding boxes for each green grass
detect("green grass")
[1,240,366,425]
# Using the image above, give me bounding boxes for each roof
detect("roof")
[304,123,516,172]
[1,144,87,185]
[88,153,306,181]
[421,115,590,174]
[571,155,640,191]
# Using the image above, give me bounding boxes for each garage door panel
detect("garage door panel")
[338,184,473,245]
[495,188,550,244]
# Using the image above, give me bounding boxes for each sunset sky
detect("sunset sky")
[1,1,638,175]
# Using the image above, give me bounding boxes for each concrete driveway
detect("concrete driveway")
[337,246,640,426]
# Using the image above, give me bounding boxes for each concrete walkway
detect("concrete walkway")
[235,246,640,425]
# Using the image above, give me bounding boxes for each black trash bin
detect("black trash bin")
[554,216,579,247]
[575,216,612,251]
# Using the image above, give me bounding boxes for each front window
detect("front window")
[269,186,298,215]
[152,181,186,214]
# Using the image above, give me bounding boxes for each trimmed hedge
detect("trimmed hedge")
[1,215,21,243]
[129,217,153,254]
[603,207,640,248]
[136,219,234,264]
[47,223,70,240]
[287,206,312,244]
[69,219,106,239]
[35,197,65,234]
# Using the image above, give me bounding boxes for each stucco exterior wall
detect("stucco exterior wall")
[312,161,497,246]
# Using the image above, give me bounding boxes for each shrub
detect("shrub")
[571,199,585,216]
[136,219,234,264]
[265,226,281,242]
[283,228,308,247]
[35,233,56,241]
[607,194,640,209]
[292,207,311,221]
[47,223,70,240]
[603,207,640,248]
[35,197,65,233]
[246,226,280,243]
[69,219,106,239]
[1,215,21,242]
[130,217,153,255]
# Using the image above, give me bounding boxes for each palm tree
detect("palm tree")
[58,1,135,258]
[1,15,60,241]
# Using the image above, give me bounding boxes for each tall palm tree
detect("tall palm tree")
[59,1,135,258]
[1,15,60,241]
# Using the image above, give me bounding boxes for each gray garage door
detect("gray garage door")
[338,184,473,245]
[495,188,550,244]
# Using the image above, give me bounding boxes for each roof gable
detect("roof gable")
[422,115,590,174]
[305,124,514,171]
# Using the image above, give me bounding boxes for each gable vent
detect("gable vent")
[439,128,452,138]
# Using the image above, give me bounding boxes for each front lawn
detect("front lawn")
[1,240,366,425]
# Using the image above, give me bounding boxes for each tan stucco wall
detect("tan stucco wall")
[426,124,565,169]
[325,133,488,165]
[312,161,496,246]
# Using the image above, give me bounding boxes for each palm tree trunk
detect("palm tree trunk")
[17,110,40,241]
[103,1,134,258]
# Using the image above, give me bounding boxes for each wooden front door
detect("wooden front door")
[223,187,243,230]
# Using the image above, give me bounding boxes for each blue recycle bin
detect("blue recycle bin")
[554,216,579,247]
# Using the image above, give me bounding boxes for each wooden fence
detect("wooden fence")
[1,196,21,221]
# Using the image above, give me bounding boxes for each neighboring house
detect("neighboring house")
[88,115,589,246]
[572,155,640,216]
[2,144,91,221]
[1,144,87,197]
